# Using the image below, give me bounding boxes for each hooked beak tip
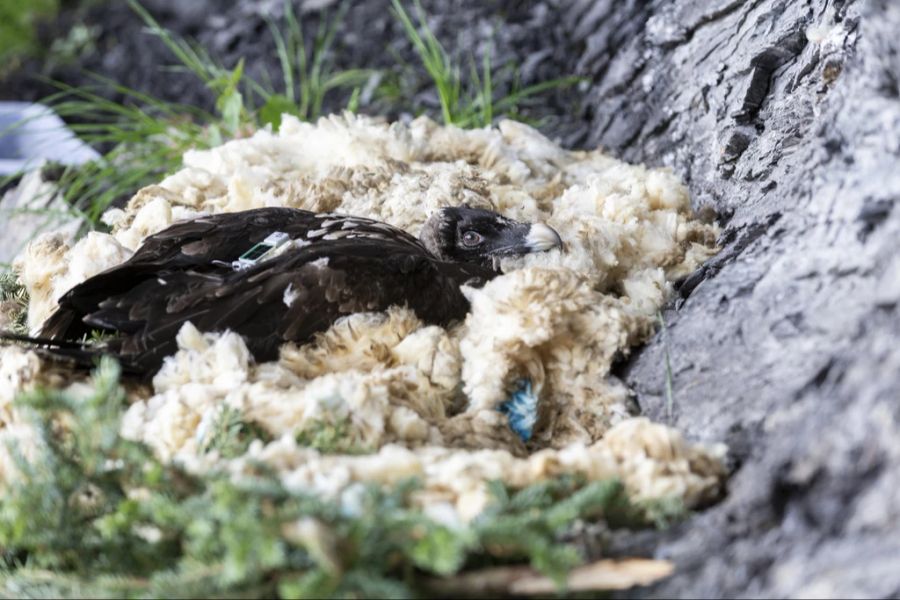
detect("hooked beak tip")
[525,223,563,252]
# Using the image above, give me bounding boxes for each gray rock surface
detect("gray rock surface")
[571,0,900,597]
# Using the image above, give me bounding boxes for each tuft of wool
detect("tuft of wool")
[0,346,43,433]
[8,113,727,522]
[14,232,132,332]
[0,346,88,486]
[121,312,460,461]
[205,416,727,524]
[457,267,646,447]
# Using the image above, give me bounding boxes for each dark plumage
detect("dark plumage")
[14,206,561,376]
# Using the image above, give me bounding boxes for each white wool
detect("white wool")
[0,347,99,486]
[210,417,725,523]
[283,283,300,307]
[391,325,461,391]
[8,114,726,522]
[13,234,70,333]
[156,322,252,391]
[0,346,43,429]
[0,423,45,488]
[14,231,132,332]
[459,267,597,410]
[123,312,457,460]
[457,267,651,447]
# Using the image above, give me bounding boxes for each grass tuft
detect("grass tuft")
[19,0,372,235]
[264,0,373,126]
[0,0,59,73]
[390,0,581,128]
[657,310,676,421]
[9,1,580,236]
[198,405,273,459]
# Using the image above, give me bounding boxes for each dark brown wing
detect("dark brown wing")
[41,207,424,341]
[73,236,494,375]
[123,207,424,266]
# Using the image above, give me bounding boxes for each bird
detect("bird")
[3,206,562,377]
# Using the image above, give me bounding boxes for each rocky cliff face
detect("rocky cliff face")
[4,0,898,596]
[577,0,900,596]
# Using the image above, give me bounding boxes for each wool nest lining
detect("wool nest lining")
[4,114,727,523]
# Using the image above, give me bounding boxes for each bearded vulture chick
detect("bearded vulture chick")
[6,206,561,376]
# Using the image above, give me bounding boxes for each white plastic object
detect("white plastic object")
[0,102,101,175]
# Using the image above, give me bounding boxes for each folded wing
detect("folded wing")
[42,225,493,375]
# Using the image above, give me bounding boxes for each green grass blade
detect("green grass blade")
[267,13,295,104]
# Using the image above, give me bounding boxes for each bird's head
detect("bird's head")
[420,206,563,268]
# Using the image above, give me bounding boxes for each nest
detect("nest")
[2,114,727,522]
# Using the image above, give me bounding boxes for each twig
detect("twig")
[421,558,674,596]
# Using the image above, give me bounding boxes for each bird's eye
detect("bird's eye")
[461,231,483,247]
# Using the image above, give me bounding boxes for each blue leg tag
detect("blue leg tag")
[500,378,538,442]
